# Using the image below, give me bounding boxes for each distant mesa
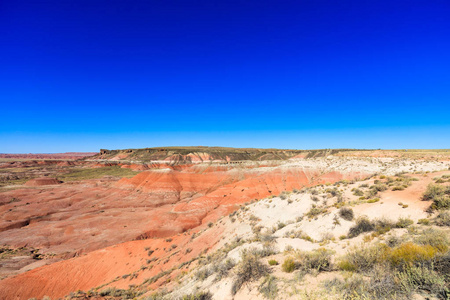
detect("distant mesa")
[24,177,62,186]
[0,152,97,160]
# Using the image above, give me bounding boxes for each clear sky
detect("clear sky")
[1,0,449,153]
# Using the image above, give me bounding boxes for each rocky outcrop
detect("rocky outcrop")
[24,178,62,186]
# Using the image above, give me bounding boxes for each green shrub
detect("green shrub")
[323,271,400,300]
[434,251,450,277]
[337,235,450,298]
[353,189,364,196]
[212,258,236,281]
[181,291,213,300]
[367,198,380,203]
[423,184,450,210]
[396,265,447,296]
[311,196,320,202]
[423,184,447,201]
[389,243,438,268]
[371,184,388,192]
[374,218,394,235]
[338,243,389,273]
[395,217,414,228]
[386,235,404,248]
[258,242,277,257]
[435,210,450,226]
[302,248,333,272]
[195,267,213,280]
[232,250,270,295]
[258,275,278,299]
[432,195,450,210]
[348,217,375,238]
[417,218,430,225]
[414,228,449,253]
[392,186,405,191]
[281,257,296,273]
[367,265,402,299]
[339,207,354,221]
[306,205,327,218]
[268,259,278,266]
[277,222,286,230]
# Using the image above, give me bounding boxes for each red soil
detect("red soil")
[0,225,225,300]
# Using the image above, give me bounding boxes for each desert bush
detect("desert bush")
[417,218,430,225]
[232,250,270,295]
[281,257,296,273]
[326,187,340,197]
[258,275,278,299]
[423,184,450,210]
[368,264,403,299]
[311,196,320,202]
[389,243,438,268]
[367,198,380,203]
[395,217,414,228]
[338,237,450,298]
[268,259,278,266]
[392,186,405,191]
[301,248,334,272]
[348,217,375,238]
[306,205,327,218]
[323,272,402,300]
[276,221,286,230]
[396,265,447,296]
[366,188,379,198]
[99,288,142,298]
[435,210,450,226]
[212,258,236,281]
[338,243,389,273]
[180,291,212,300]
[434,251,450,277]
[353,188,364,196]
[432,195,450,210]
[371,183,388,192]
[339,207,354,221]
[414,228,449,253]
[386,235,404,248]
[258,232,276,243]
[195,267,213,281]
[423,184,447,201]
[283,229,303,239]
[258,242,277,257]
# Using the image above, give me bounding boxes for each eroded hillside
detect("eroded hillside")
[0,148,449,299]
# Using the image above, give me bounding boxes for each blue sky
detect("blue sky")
[1,0,449,153]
